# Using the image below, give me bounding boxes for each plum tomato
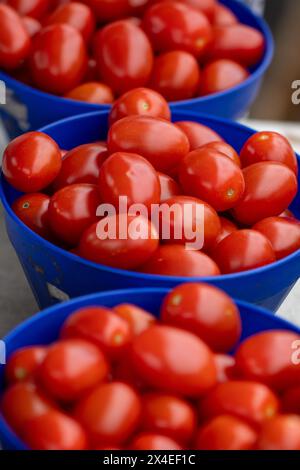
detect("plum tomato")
[5,346,47,384]
[157,172,180,202]
[213,3,238,26]
[65,82,114,104]
[161,283,241,353]
[113,303,156,336]
[2,132,62,192]
[208,216,238,253]
[131,325,217,397]
[80,0,149,23]
[212,229,276,274]
[200,59,249,96]
[175,121,223,150]
[22,15,42,37]
[12,193,51,238]
[179,147,245,211]
[200,141,240,167]
[107,115,190,172]
[129,433,182,450]
[6,0,50,20]
[214,354,236,383]
[173,0,216,21]
[257,415,300,450]
[232,162,298,225]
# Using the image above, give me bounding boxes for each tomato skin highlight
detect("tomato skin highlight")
[113,303,156,336]
[200,141,240,167]
[129,432,183,450]
[257,415,300,451]
[0,5,31,69]
[158,173,181,202]
[7,0,50,20]
[200,59,249,96]
[65,82,114,104]
[5,346,47,384]
[175,121,223,150]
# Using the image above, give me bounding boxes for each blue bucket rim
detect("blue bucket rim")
[0,0,274,110]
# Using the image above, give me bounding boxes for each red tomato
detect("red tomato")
[173,0,216,21]
[161,283,241,352]
[208,216,238,253]
[109,88,171,125]
[23,410,88,450]
[131,325,217,397]
[22,15,41,37]
[7,0,49,20]
[61,306,132,359]
[195,415,257,450]
[29,24,87,94]
[212,229,276,274]
[149,51,201,101]
[175,121,223,150]
[107,115,190,172]
[235,330,300,391]
[98,152,161,210]
[78,215,159,269]
[2,132,62,192]
[113,303,156,336]
[199,381,279,427]
[232,163,298,226]
[12,193,51,238]
[200,141,240,167]
[158,172,180,202]
[5,347,47,384]
[75,382,141,445]
[143,2,212,59]
[129,432,183,450]
[80,0,149,23]
[48,184,101,246]
[214,354,236,383]
[257,415,300,450]
[282,386,300,414]
[113,351,146,390]
[213,4,238,26]
[65,82,114,104]
[141,393,197,444]
[200,59,249,96]
[179,147,245,211]
[38,339,109,402]
[240,131,298,175]
[95,21,153,95]
[253,217,300,260]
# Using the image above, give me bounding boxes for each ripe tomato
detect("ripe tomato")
[200,141,240,167]
[7,0,49,20]
[61,306,132,359]
[173,0,216,21]
[161,283,241,353]
[98,152,161,210]
[143,2,212,59]
[195,415,257,450]
[12,193,51,238]
[200,59,249,96]
[29,24,87,94]
[257,415,300,450]
[149,51,201,101]
[213,4,238,26]
[113,351,146,390]
[113,303,156,336]
[212,229,276,274]
[107,116,190,172]
[2,132,62,192]
[282,386,300,414]
[22,15,42,37]
[5,346,47,384]
[235,331,300,391]
[208,216,238,253]
[131,325,217,397]
[141,393,197,444]
[253,217,300,260]
[80,0,149,23]
[140,244,220,277]
[199,381,279,428]
[75,382,141,444]
[175,121,223,150]
[158,173,180,202]
[232,163,298,226]
[240,131,298,175]
[65,82,114,104]
[23,410,88,450]
[214,354,236,383]
[179,147,245,211]
[129,433,182,450]
[78,215,159,269]
[95,21,153,95]
[109,88,171,126]
[48,184,101,246]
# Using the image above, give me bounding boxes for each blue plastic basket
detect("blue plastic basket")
[0,0,273,138]
[0,109,299,312]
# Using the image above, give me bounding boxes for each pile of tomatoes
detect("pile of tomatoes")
[2,282,300,450]
[0,0,265,102]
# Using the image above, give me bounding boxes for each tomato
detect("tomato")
[141,393,197,444]
[235,331,300,391]
[48,184,101,246]
[141,244,220,277]
[61,306,132,359]
[98,152,161,210]
[175,121,223,151]
[199,381,279,428]
[95,21,153,95]
[200,141,240,167]
[282,386,300,414]
[200,59,249,96]
[80,0,149,23]
[158,173,180,202]
[240,131,298,175]
[0,5,31,69]
[143,2,212,59]
[253,216,300,260]
[161,283,241,352]
[113,352,145,390]
[131,325,217,397]
[173,0,216,21]
[129,433,183,450]
[257,415,300,450]
[12,193,51,238]
[232,163,298,226]
[179,147,245,211]
[22,15,41,37]
[5,346,47,384]
[214,354,236,383]
[29,24,87,94]
[113,303,156,336]
[212,229,276,274]
[7,0,49,20]
[213,4,238,26]
[107,116,190,172]
[44,2,95,43]
[208,216,238,253]
[195,415,257,450]
[75,382,141,445]
[149,51,201,101]
[208,24,265,67]
[78,215,159,269]
[23,410,88,450]
[65,82,114,104]
[2,132,62,192]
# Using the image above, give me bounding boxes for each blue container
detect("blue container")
[0,0,273,139]
[0,287,299,450]
[1,109,300,312]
